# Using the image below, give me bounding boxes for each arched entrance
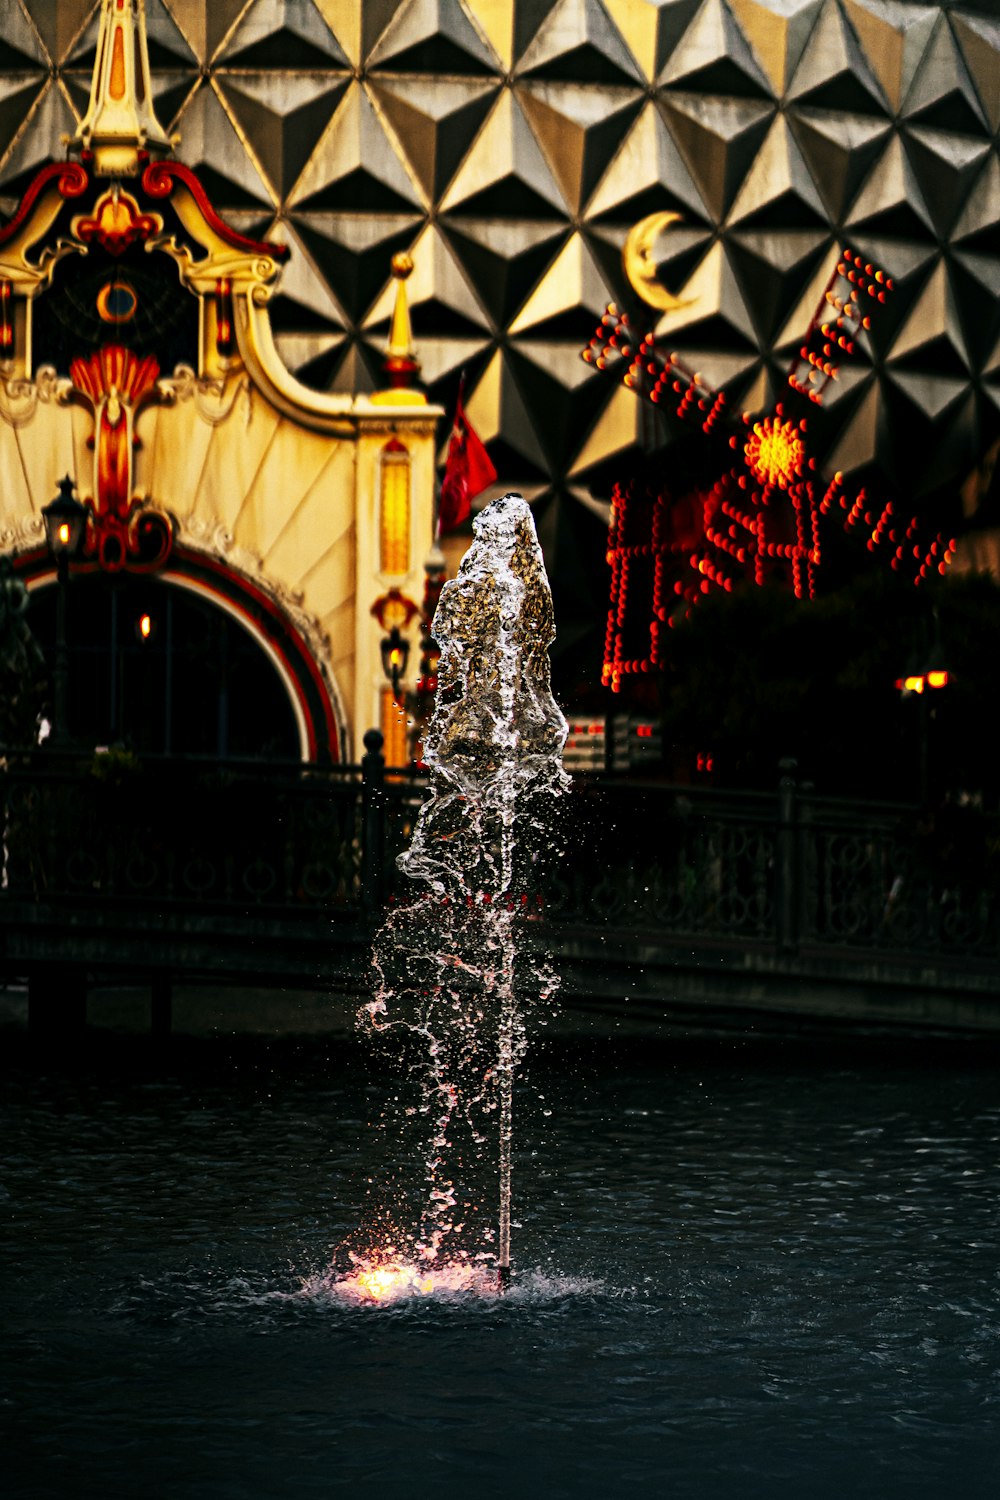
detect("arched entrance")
[23,556,343,761]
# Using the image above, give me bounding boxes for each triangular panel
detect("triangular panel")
[785,0,889,116]
[263,218,349,333]
[367,76,499,201]
[216,0,349,68]
[463,0,516,72]
[844,134,936,242]
[728,0,822,97]
[367,0,499,74]
[217,73,351,204]
[589,101,712,223]
[901,14,988,134]
[508,232,613,340]
[508,340,611,471]
[902,124,992,239]
[726,227,832,344]
[173,82,276,211]
[288,210,423,322]
[788,107,892,221]
[516,80,641,215]
[952,11,1000,133]
[886,260,970,373]
[516,0,643,86]
[287,84,425,214]
[164,0,252,65]
[439,90,568,219]
[439,217,568,328]
[726,114,828,230]
[659,90,774,222]
[659,0,773,100]
[602,0,659,83]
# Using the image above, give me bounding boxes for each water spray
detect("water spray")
[352,495,568,1296]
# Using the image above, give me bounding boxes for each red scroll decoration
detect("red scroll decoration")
[141,161,290,261]
[69,345,173,572]
[0,161,88,248]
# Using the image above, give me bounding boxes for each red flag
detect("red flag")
[438,394,497,535]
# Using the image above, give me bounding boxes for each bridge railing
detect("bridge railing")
[0,748,423,922]
[2,742,999,963]
[541,769,1000,961]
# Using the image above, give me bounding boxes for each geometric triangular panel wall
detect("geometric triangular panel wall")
[4,0,999,665]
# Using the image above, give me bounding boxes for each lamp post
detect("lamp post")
[40,476,87,748]
[380,625,410,702]
[895,608,949,805]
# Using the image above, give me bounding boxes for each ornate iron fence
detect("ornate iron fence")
[3,744,999,965]
[0,752,399,919]
[540,773,1000,962]
[541,781,778,942]
[797,793,1000,958]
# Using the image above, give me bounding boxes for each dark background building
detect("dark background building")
[3,0,999,720]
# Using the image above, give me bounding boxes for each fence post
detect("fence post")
[361,727,386,921]
[797,780,815,944]
[776,757,798,954]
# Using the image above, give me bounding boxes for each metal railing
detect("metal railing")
[3,742,999,965]
[0,744,425,923]
[543,767,1000,962]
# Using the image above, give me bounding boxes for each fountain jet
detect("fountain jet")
[356,494,568,1295]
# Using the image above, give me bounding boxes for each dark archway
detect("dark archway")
[28,572,301,760]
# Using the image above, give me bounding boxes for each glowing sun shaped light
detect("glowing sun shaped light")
[744,417,805,491]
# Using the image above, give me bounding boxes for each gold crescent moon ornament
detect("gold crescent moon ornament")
[623,211,696,313]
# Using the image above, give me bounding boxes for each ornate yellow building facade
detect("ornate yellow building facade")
[0,0,441,762]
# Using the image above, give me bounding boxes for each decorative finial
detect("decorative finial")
[387,253,416,363]
[69,0,172,176]
[372,252,425,406]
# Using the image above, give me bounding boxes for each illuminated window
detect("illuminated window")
[380,440,410,576]
[381,688,409,768]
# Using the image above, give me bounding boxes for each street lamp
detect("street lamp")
[895,609,950,804]
[40,475,87,747]
[380,625,410,702]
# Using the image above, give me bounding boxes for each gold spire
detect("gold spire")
[69,0,172,176]
[372,253,426,406]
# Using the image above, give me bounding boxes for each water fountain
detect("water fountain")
[339,493,569,1300]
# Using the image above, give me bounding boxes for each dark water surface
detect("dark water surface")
[3,1034,1000,1498]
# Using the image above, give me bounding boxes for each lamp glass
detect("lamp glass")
[41,480,87,558]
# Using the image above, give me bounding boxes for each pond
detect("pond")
[3,1036,999,1499]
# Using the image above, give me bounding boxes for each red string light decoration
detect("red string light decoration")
[585,248,953,691]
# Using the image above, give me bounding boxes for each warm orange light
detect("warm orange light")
[356,1265,433,1301]
[334,1258,488,1304]
[381,688,409,768]
[927,670,949,689]
[57,522,71,546]
[380,441,411,575]
[138,613,153,640]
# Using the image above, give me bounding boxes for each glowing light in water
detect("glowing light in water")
[334,1257,493,1304]
[342,494,568,1296]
